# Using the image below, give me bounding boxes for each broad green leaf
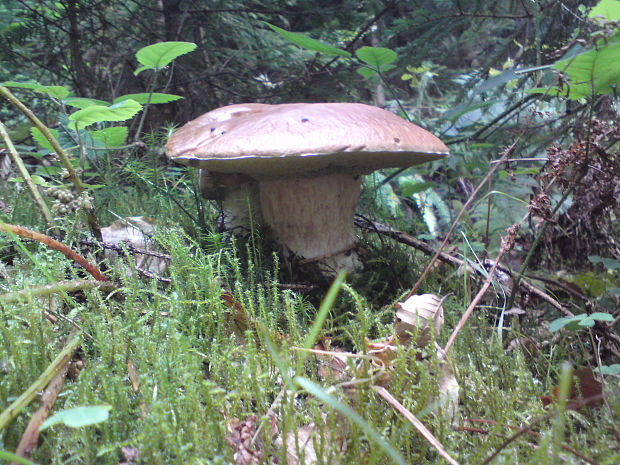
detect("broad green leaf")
[265,23,351,57]
[113,93,183,105]
[9,175,55,187]
[134,41,197,75]
[589,0,620,21]
[295,378,407,465]
[357,67,377,79]
[583,312,614,323]
[549,315,584,332]
[588,255,620,270]
[400,181,438,197]
[554,42,620,98]
[91,127,128,148]
[355,46,397,67]
[64,97,110,109]
[69,99,142,129]
[40,405,112,430]
[597,364,620,376]
[444,101,496,123]
[0,450,39,465]
[30,127,58,152]
[1,81,70,99]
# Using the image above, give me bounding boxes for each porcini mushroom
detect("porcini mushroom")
[166,103,448,273]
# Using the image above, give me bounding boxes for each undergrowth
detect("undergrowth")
[1,169,618,464]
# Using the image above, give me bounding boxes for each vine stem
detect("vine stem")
[0,121,55,229]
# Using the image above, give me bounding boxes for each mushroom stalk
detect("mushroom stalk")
[258,172,362,273]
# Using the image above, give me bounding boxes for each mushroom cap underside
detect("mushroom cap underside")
[166,102,449,177]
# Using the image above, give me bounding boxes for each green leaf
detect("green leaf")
[357,67,377,79]
[40,405,112,430]
[554,42,620,99]
[400,181,438,197]
[550,315,585,332]
[355,46,397,67]
[134,41,197,75]
[443,100,496,123]
[584,312,614,323]
[30,127,58,152]
[1,81,70,99]
[0,450,39,465]
[69,99,142,129]
[91,127,128,148]
[295,378,407,465]
[597,364,620,376]
[113,93,183,105]
[9,175,55,187]
[589,0,620,21]
[265,23,351,57]
[302,272,345,351]
[588,255,620,270]
[63,97,110,109]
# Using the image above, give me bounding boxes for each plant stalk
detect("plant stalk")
[0,121,55,229]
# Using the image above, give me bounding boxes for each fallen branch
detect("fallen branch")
[355,217,571,316]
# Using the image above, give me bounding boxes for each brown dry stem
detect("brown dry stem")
[0,334,81,430]
[0,222,108,281]
[406,139,520,298]
[10,355,72,464]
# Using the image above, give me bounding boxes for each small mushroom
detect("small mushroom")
[166,103,448,273]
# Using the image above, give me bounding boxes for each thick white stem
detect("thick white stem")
[259,172,362,273]
[221,183,261,230]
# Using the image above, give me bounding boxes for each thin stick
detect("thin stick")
[443,247,508,354]
[0,121,55,228]
[462,419,600,465]
[373,386,460,465]
[406,139,519,298]
[0,334,81,430]
[10,357,71,463]
[443,212,528,354]
[0,222,108,281]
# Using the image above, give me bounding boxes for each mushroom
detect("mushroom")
[166,103,448,273]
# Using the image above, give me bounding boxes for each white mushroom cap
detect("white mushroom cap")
[166,102,448,177]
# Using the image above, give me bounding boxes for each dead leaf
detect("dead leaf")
[278,414,346,465]
[101,216,169,275]
[540,367,604,410]
[395,294,445,347]
[226,415,278,465]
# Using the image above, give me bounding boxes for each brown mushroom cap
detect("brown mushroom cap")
[166,102,449,177]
